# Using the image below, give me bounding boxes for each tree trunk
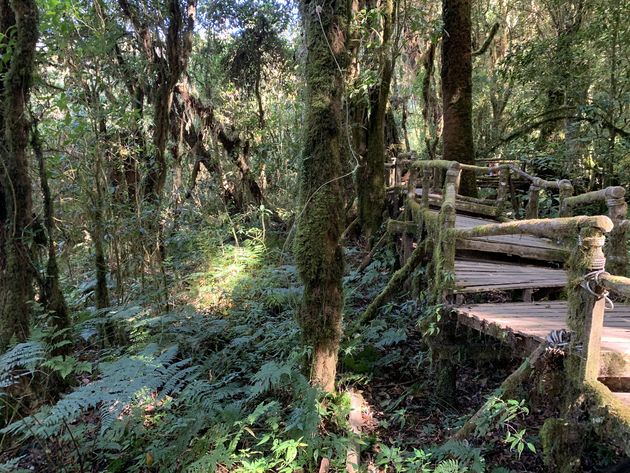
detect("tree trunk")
[32,124,71,355]
[356,0,396,241]
[295,0,347,392]
[0,0,38,350]
[441,0,477,196]
[93,150,111,311]
[421,41,440,161]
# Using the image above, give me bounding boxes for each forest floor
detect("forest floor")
[1,221,626,472]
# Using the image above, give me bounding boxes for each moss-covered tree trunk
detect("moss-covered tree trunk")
[295,0,347,392]
[355,0,396,241]
[119,0,196,269]
[0,0,38,350]
[441,0,477,196]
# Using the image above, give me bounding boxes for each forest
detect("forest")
[0,0,629,471]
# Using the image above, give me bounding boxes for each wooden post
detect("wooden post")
[509,173,519,215]
[441,163,461,295]
[407,166,417,199]
[604,186,628,276]
[496,167,510,218]
[421,167,432,208]
[395,157,402,187]
[400,168,418,265]
[431,162,462,404]
[525,182,541,219]
[568,226,608,383]
[558,179,574,217]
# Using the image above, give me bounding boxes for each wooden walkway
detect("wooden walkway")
[442,208,630,407]
[456,301,630,372]
[454,258,566,293]
[391,159,630,443]
[430,209,564,261]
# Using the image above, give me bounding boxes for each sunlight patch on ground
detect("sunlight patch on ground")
[188,243,265,313]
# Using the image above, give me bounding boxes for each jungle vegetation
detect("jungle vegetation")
[0,0,628,471]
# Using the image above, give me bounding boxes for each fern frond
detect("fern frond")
[0,342,45,389]
[0,344,195,439]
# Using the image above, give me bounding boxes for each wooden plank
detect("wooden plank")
[423,209,566,261]
[454,259,567,293]
[457,239,566,261]
[455,302,630,373]
[599,377,630,392]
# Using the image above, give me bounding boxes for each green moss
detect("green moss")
[540,418,584,472]
[293,0,348,352]
[583,381,630,456]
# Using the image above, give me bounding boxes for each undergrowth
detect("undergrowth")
[0,215,553,472]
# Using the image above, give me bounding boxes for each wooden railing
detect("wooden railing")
[387,157,630,274]
[399,158,627,368]
[386,156,630,451]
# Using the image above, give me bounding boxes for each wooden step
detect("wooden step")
[454,258,567,294]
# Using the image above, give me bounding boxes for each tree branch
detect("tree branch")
[473,22,499,57]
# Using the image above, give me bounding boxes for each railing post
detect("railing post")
[525,180,541,219]
[558,179,574,217]
[407,166,417,199]
[440,163,461,300]
[388,157,396,187]
[421,168,432,208]
[567,225,608,383]
[604,186,628,276]
[496,167,510,218]
[401,166,418,264]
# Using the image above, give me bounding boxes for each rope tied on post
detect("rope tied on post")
[581,269,615,311]
[606,197,626,208]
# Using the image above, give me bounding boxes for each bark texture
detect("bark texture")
[294,0,347,392]
[0,0,38,350]
[441,0,477,196]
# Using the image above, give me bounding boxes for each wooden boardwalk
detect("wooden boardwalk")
[456,301,630,370]
[423,197,629,406]
[393,159,630,442]
[429,209,564,261]
[442,209,630,407]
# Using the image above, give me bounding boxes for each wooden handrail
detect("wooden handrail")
[410,159,568,188]
[563,186,626,209]
[600,273,630,299]
[453,215,614,241]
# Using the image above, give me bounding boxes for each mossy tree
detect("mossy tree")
[441,0,477,196]
[354,0,398,241]
[294,0,348,392]
[0,0,39,350]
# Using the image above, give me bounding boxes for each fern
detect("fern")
[1,344,194,438]
[0,341,45,389]
[434,459,467,473]
[0,456,29,473]
[249,360,295,395]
